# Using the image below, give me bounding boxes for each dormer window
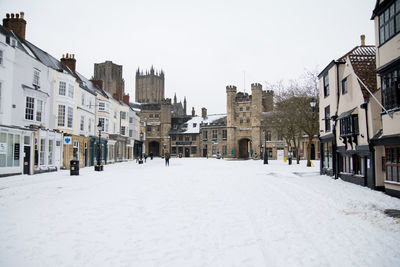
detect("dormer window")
[193,123,197,127]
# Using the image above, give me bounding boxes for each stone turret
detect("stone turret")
[226,85,237,127]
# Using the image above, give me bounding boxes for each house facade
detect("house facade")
[370,0,400,197]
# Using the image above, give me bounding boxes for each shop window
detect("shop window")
[171,146,177,154]
[40,138,45,166]
[385,146,400,183]
[48,140,53,165]
[73,141,79,160]
[191,147,197,154]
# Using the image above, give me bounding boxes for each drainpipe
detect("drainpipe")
[361,100,375,189]
[332,62,341,179]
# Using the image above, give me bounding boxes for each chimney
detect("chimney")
[60,53,76,73]
[3,12,27,40]
[113,93,120,101]
[192,107,195,117]
[90,79,103,89]
[123,94,130,105]
[202,107,207,119]
[360,34,365,46]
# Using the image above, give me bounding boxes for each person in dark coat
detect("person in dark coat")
[150,152,153,160]
[165,151,170,166]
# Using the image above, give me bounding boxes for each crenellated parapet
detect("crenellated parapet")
[251,83,262,91]
[226,85,237,93]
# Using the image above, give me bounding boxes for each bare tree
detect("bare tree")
[264,70,319,166]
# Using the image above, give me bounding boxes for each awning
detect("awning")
[337,107,356,120]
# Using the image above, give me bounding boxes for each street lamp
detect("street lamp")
[95,121,104,171]
[307,97,317,167]
[310,97,317,109]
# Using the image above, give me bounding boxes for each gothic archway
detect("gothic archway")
[148,141,160,157]
[238,138,251,158]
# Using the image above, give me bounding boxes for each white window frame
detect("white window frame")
[58,104,65,127]
[67,106,73,128]
[98,117,109,133]
[0,82,2,113]
[36,99,43,122]
[33,69,40,88]
[121,112,126,120]
[80,116,85,131]
[25,96,35,120]
[0,50,3,66]
[81,93,85,106]
[68,84,74,98]
[98,101,109,112]
[59,81,66,96]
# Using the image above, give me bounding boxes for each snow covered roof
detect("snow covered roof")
[170,114,226,134]
[129,102,141,112]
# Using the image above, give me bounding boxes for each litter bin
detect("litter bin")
[70,160,79,175]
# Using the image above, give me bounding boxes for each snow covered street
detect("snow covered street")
[1,158,400,267]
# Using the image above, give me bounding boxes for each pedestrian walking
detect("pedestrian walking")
[150,152,153,160]
[165,151,170,166]
[144,153,148,163]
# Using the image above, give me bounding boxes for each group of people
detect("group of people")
[135,151,171,166]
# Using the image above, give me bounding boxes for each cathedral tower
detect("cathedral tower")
[135,66,165,104]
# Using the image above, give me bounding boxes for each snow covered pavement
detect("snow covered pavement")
[1,158,400,267]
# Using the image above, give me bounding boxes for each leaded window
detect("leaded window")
[379,0,400,45]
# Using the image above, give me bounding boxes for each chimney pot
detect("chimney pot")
[6,13,10,18]
[66,53,69,58]
[361,34,366,46]
[201,107,207,119]
[20,12,24,19]
[11,13,14,18]
[16,13,19,19]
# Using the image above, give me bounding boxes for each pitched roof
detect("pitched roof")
[338,45,377,99]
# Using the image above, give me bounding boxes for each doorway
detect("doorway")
[148,141,160,157]
[238,139,250,158]
[84,143,88,166]
[185,147,190,157]
[277,149,284,161]
[311,144,316,160]
[203,145,207,157]
[23,146,30,174]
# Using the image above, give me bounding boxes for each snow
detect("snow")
[182,114,226,134]
[1,159,400,267]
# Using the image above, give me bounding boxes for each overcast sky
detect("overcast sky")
[1,0,376,114]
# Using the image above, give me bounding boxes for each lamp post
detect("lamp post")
[307,97,317,167]
[95,121,104,171]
